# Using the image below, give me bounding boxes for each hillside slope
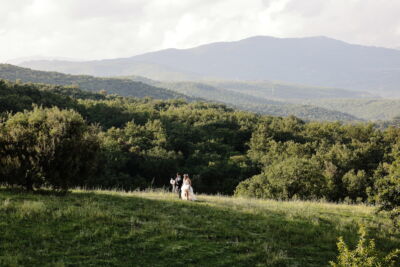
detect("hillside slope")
[0,64,190,100]
[204,80,371,100]
[0,64,361,122]
[0,189,399,266]
[124,75,371,100]
[157,81,362,121]
[300,98,400,121]
[20,36,400,95]
[121,77,361,122]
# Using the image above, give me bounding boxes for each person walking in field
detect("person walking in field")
[175,173,183,198]
[180,174,196,201]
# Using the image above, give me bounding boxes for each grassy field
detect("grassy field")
[0,189,399,267]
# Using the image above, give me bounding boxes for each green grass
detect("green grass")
[0,189,399,267]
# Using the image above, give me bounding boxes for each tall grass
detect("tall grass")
[0,188,398,266]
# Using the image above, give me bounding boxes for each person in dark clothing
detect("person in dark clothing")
[175,173,183,198]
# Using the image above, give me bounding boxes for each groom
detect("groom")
[175,173,182,199]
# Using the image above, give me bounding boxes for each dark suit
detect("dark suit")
[175,176,182,198]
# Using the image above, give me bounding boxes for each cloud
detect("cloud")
[0,0,399,62]
[280,0,400,46]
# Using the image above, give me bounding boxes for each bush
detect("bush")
[330,226,400,267]
[375,173,400,226]
[235,157,327,200]
[342,169,371,201]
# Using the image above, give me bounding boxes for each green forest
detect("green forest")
[0,79,399,226]
[6,63,400,122]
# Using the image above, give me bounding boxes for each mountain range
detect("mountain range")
[5,35,400,121]
[19,36,400,96]
[6,56,83,65]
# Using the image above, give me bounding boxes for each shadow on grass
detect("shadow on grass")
[0,188,399,267]
[0,186,70,196]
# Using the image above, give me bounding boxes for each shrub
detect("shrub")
[375,159,400,226]
[330,226,400,267]
[235,157,327,200]
[342,169,371,201]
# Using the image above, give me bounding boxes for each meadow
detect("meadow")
[0,188,399,266]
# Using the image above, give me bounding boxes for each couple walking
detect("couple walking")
[170,173,196,201]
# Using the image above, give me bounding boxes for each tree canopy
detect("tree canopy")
[0,79,399,222]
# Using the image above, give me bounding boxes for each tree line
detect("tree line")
[0,80,398,223]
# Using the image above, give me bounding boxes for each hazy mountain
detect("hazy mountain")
[20,59,201,81]
[204,80,371,100]
[124,75,400,121]
[125,75,370,101]
[124,77,361,121]
[155,81,362,121]
[20,36,400,96]
[299,98,400,121]
[141,80,287,106]
[0,64,190,100]
[6,56,83,65]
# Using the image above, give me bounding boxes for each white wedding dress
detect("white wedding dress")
[181,180,196,201]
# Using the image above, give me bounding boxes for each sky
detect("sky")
[1,0,400,62]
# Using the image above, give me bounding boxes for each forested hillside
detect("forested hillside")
[300,98,400,121]
[128,76,400,122]
[204,80,370,100]
[0,80,399,226]
[0,64,189,100]
[0,64,361,121]
[125,75,371,100]
[126,78,361,121]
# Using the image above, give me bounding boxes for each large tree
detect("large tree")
[0,106,100,191]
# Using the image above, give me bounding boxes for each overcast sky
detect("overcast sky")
[1,0,400,62]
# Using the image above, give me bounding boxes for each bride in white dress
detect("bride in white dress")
[181,174,196,201]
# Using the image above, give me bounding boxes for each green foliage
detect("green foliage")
[92,120,182,189]
[0,78,399,220]
[238,119,389,202]
[235,157,326,200]
[330,226,400,267]
[342,170,370,202]
[0,79,79,114]
[375,160,400,226]
[0,106,100,191]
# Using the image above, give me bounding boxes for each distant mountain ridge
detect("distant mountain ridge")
[299,98,400,121]
[124,76,362,121]
[20,36,400,96]
[0,64,361,122]
[126,76,400,121]
[0,64,190,100]
[6,56,83,65]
